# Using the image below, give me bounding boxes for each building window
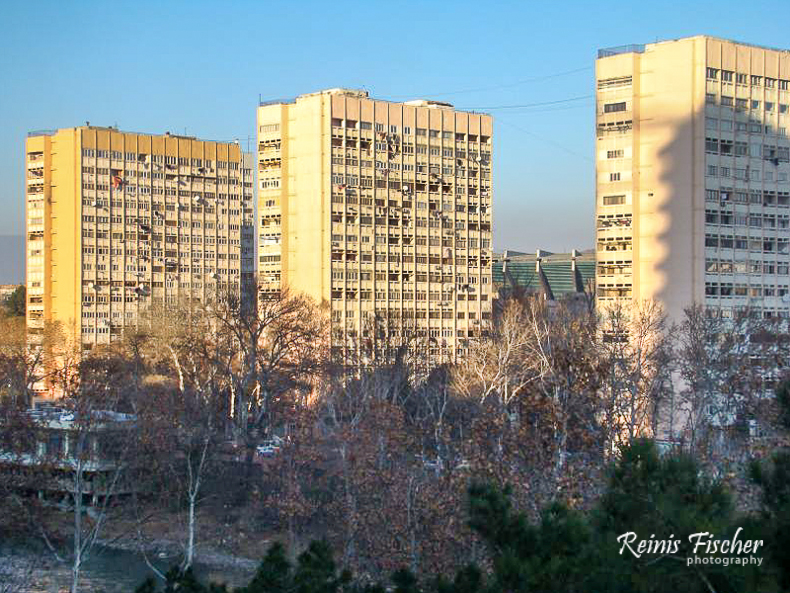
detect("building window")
[607,149,624,159]
[609,172,621,182]
[706,67,719,80]
[603,102,627,113]
[603,194,625,205]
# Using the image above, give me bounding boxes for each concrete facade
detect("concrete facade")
[257,89,494,362]
[596,36,790,321]
[25,127,255,353]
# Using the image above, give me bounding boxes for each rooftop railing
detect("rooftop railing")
[597,44,645,58]
[27,129,58,137]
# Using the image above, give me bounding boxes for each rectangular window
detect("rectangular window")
[609,172,621,182]
[603,102,627,113]
[603,195,625,205]
[706,67,719,80]
[606,149,624,159]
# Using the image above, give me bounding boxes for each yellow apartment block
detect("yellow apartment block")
[257,89,493,363]
[25,127,255,364]
[596,36,790,322]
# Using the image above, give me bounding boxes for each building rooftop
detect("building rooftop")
[259,88,481,113]
[598,35,790,59]
[27,125,245,145]
[493,249,595,300]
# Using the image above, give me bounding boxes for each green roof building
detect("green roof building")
[493,250,595,301]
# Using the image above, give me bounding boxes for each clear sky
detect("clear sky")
[1,0,789,268]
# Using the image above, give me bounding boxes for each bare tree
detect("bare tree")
[134,331,226,573]
[0,316,44,408]
[676,305,762,454]
[208,284,326,443]
[31,346,141,593]
[452,297,542,417]
[598,300,673,452]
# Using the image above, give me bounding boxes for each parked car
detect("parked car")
[417,454,444,473]
[256,445,279,457]
[255,438,283,459]
[454,458,471,471]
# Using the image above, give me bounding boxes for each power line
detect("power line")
[496,102,594,116]
[467,101,594,117]
[496,117,593,163]
[385,66,591,99]
[460,94,593,111]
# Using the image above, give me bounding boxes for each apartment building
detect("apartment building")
[25,126,254,353]
[596,36,790,322]
[257,89,493,362]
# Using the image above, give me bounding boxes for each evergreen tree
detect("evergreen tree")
[750,450,790,589]
[466,482,593,593]
[594,439,762,593]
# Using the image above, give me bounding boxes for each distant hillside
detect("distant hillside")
[0,236,23,284]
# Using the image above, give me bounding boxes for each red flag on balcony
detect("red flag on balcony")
[112,175,123,189]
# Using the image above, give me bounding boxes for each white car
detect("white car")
[256,441,281,457]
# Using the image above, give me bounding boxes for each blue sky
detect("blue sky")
[1,0,789,270]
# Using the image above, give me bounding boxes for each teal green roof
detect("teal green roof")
[543,262,576,295]
[493,252,595,297]
[493,262,540,290]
